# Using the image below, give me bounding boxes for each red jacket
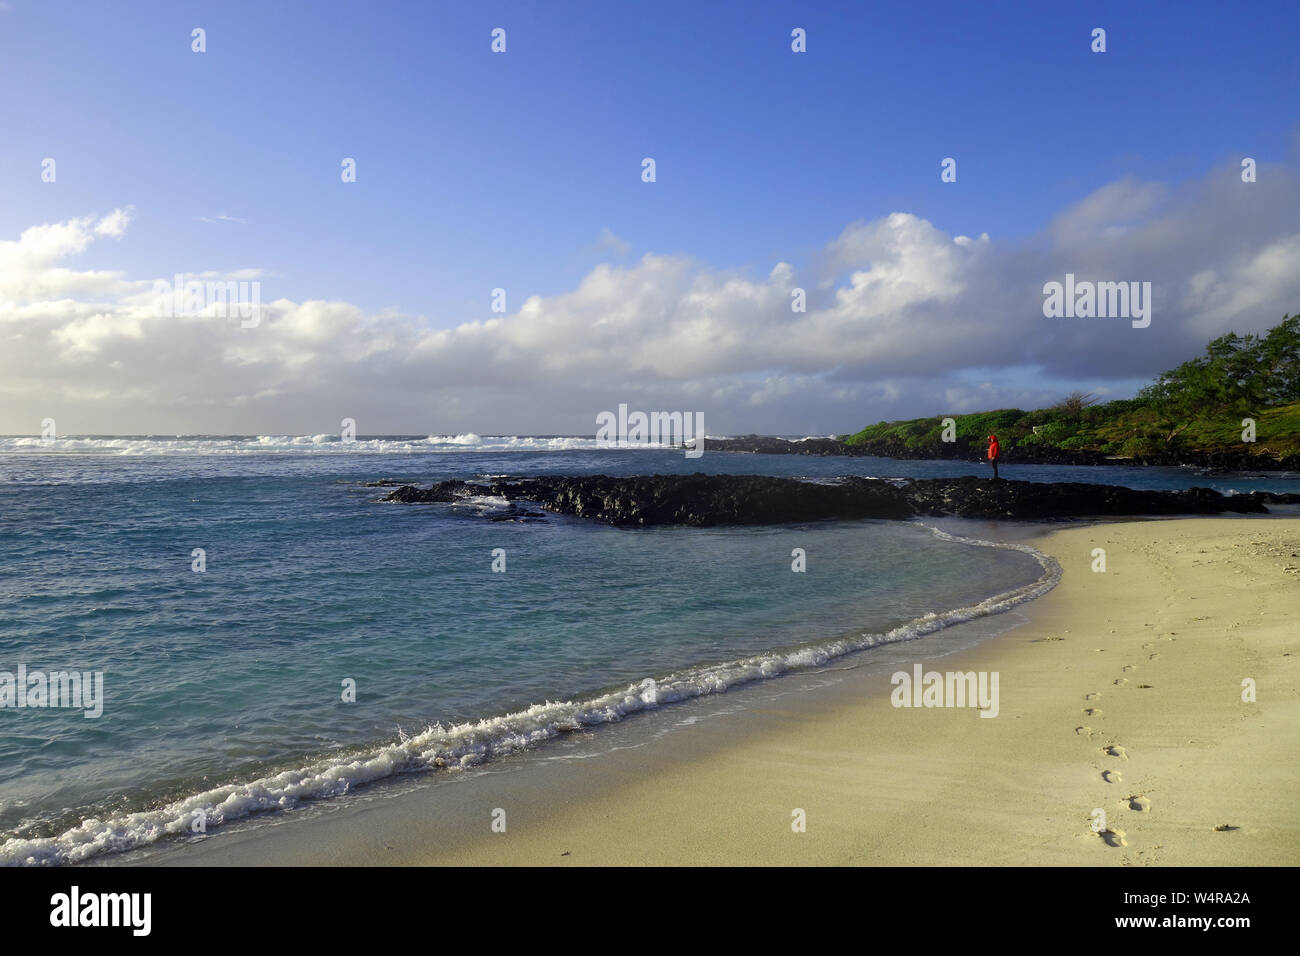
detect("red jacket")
[987,436,1000,460]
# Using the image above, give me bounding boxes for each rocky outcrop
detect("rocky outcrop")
[701,435,1300,471]
[901,477,1274,518]
[702,436,858,457]
[382,474,1284,526]
[387,475,912,525]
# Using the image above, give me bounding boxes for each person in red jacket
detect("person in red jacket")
[987,434,1000,480]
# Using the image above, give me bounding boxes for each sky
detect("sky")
[1,0,1298,436]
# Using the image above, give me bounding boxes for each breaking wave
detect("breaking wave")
[0,434,694,456]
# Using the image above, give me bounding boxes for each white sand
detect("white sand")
[408,517,1300,865]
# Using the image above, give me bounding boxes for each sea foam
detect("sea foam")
[0,434,690,456]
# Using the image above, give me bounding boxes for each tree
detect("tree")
[1258,314,1300,405]
[1053,391,1099,421]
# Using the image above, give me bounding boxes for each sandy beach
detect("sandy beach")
[147,515,1300,868]
[385,517,1298,866]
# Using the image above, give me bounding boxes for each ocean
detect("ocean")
[2,435,1298,865]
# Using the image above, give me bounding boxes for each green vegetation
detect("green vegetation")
[841,313,1300,460]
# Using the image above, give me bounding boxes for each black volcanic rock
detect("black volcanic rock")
[383,479,482,502]
[382,473,1272,525]
[900,477,1266,519]
[703,435,857,457]
[386,474,912,526]
[1241,490,1300,505]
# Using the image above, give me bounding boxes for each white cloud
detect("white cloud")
[95,208,132,237]
[3,160,1299,435]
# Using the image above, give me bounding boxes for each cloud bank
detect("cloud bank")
[3,160,1298,435]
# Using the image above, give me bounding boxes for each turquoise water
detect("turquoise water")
[1,436,1295,864]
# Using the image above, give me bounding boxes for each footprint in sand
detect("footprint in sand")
[1102,770,1122,784]
[1076,726,1094,737]
[1103,745,1129,760]
[1122,665,1138,672]
[1099,828,1128,847]
[1084,708,1102,716]
[1148,653,1160,661]
[1114,677,1129,686]
[1085,692,1102,701]
[1127,795,1151,812]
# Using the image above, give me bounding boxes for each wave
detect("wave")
[0,526,1059,866]
[0,434,698,456]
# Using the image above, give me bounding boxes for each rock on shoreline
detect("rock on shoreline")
[701,435,1300,472]
[383,474,1291,526]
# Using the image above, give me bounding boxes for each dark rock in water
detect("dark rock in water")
[488,505,548,522]
[386,474,911,526]
[384,484,427,502]
[703,435,857,457]
[383,480,480,503]
[363,478,410,487]
[384,481,548,520]
[900,477,1266,519]
[1243,490,1300,504]
[546,474,914,525]
[382,473,1272,525]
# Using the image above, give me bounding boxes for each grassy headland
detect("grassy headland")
[841,314,1300,467]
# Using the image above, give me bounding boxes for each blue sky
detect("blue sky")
[1,0,1298,434]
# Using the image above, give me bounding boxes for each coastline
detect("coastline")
[702,435,1300,472]
[135,515,1300,867]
